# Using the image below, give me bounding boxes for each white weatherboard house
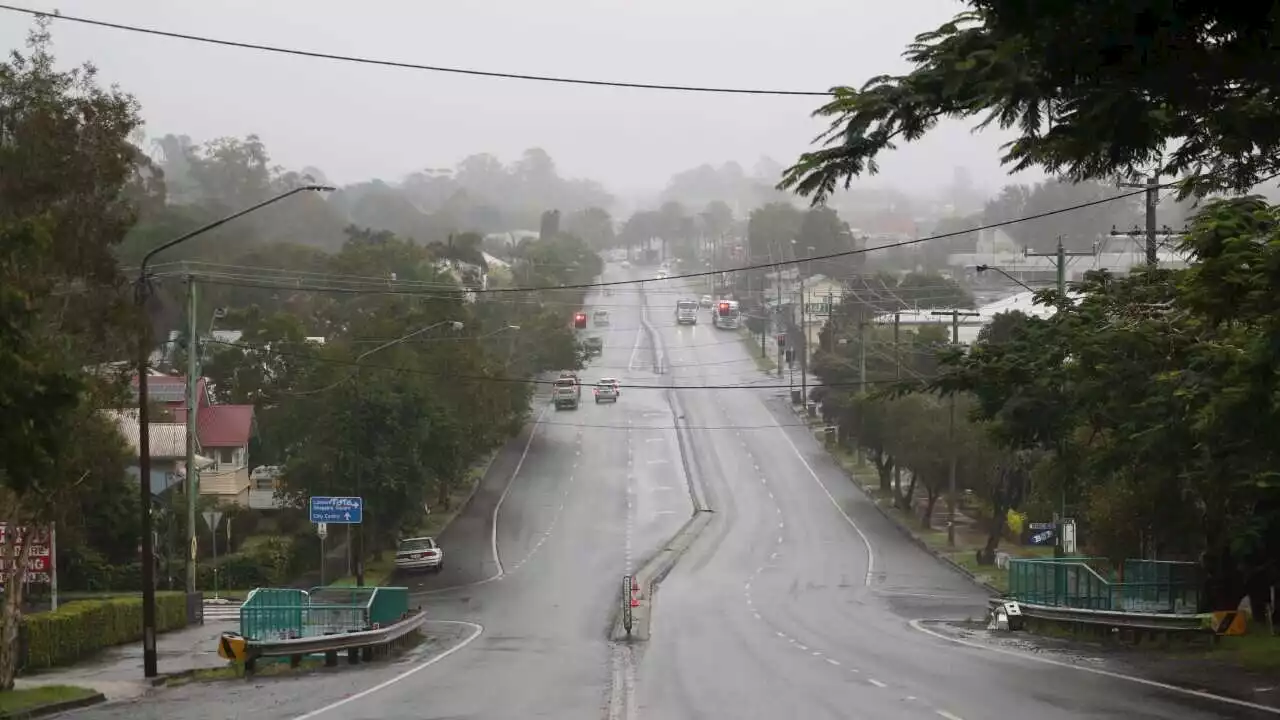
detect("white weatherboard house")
[872,289,1083,345]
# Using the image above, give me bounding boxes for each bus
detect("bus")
[712,300,741,330]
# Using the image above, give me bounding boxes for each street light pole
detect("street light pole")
[133,185,331,678]
[352,320,464,586]
[975,264,1036,293]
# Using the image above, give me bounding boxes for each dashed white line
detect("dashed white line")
[811,651,822,657]
[776,536,783,544]
[934,711,964,720]
[867,679,887,688]
[775,631,786,638]
[797,644,808,651]
[825,658,840,666]
[752,612,762,620]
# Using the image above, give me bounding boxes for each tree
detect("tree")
[564,207,615,250]
[982,179,1139,253]
[779,3,1280,202]
[700,201,735,241]
[0,23,141,688]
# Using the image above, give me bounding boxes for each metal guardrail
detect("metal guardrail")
[245,609,427,660]
[238,586,409,640]
[203,600,241,622]
[987,597,1208,633]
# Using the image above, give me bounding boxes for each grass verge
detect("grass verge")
[1209,629,1280,672]
[825,444,1052,593]
[0,685,99,715]
[740,330,777,373]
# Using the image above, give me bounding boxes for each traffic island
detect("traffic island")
[610,510,713,642]
[0,685,104,719]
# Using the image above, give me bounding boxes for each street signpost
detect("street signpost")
[309,496,363,524]
[0,525,53,585]
[316,522,328,585]
[202,511,224,599]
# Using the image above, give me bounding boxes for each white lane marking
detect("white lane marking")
[291,620,483,720]
[825,658,841,666]
[627,326,644,371]
[935,711,964,720]
[645,438,664,443]
[811,651,822,657]
[775,631,786,638]
[655,510,678,515]
[776,426,876,585]
[797,644,808,651]
[488,403,550,579]
[867,679,887,688]
[777,536,783,544]
[908,619,1280,715]
[752,612,762,620]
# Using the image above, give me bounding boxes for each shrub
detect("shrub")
[22,592,188,670]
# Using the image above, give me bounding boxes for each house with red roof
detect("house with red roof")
[128,373,257,506]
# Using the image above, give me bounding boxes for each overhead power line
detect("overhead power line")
[156,181,1182,298]
[201,337,922,391]
[0,4,832,97]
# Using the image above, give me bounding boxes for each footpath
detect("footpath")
[15,620,232,703]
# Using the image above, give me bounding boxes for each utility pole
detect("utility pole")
[800,271,808,406]
[1026,236,1093,556]
[857,311,866,393]
[930,308,980,548]
[184,276,199,595]
[892,312,902,504]
[1026,236,1095,300]
[775,255,783,377]
[1118,175,1161,266]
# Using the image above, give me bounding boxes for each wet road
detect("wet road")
[76,267,1275,720]
[630,276,1274,720]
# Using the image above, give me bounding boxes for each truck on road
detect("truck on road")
[676,299,698,325]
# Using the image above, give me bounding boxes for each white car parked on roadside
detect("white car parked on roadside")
[394,536,443,573]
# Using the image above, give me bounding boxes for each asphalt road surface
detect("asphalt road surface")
[628,276,1275,720]
[78,266,1274,720]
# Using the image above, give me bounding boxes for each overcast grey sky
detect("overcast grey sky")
[1,0,1043,198]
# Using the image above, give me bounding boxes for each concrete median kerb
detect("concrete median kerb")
[610,510,713,643]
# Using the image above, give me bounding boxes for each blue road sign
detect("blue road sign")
[1029,529,1056,545]
[310,496,363,524]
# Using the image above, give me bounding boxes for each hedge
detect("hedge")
[22,592,188,670]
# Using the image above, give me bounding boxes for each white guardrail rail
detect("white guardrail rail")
[203,599,242,622]
[987,597,1208,633]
